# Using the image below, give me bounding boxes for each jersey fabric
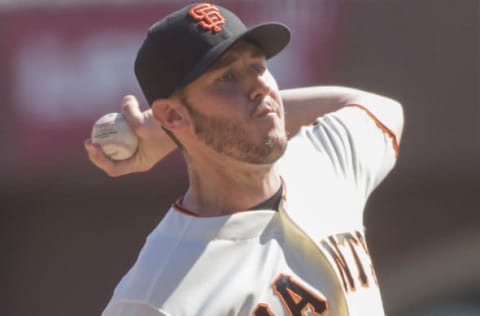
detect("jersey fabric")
[102,105,398,316]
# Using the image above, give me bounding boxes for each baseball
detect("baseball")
[91,112,138,160]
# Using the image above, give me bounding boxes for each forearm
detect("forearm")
[281,86,404,143]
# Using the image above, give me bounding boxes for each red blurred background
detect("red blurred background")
[1,1,479,315]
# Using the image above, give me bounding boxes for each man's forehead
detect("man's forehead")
[225,41,264,57]
[207,41,265,72]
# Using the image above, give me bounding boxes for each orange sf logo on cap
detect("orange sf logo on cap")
[189,3,225,33]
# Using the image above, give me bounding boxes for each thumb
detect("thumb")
[121,95,143,128]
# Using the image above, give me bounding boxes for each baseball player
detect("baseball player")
[85,3,404,315]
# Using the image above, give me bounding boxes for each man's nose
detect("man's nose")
[248,73,272,102]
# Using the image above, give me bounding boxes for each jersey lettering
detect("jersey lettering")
[320,231,378,293]
[253,274,328,316]
[253,304,275,316]
[253,232,377,314]
[354,230,379,286]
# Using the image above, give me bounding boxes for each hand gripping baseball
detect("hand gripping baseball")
[85,95,177,177]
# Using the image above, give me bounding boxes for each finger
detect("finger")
[85,139,126,177]
[84,139,141,177]
[121,95,144,128]
[85,139,108,167]
[84,138,101,158]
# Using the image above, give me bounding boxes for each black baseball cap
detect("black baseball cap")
[134,2,291,105]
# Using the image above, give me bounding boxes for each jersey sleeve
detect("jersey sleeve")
[102,301,170,316]
[306,105,399,196]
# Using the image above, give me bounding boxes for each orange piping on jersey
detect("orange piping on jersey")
[347,104,400,159]
[173,198,199,217]
[172,177,287,218]
[173,199,280,218]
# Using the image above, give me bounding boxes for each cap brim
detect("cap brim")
[179,23,291,88]
[242,23,291,59]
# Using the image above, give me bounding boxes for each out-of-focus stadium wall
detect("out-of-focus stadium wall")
[1,1,479,315]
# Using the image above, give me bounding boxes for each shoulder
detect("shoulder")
[102,300,170,316]
[103,209,182,311]
[293,105,400,160]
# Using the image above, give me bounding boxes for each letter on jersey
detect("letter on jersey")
[254,274,328,316]
[320,231,378,293]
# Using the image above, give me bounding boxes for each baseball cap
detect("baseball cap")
[134,2,291,105]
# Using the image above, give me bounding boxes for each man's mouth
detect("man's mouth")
[253,99,278,118]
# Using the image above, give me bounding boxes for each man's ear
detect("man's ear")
[151,98,189,132]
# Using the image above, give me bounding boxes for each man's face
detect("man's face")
[179,41,287,165]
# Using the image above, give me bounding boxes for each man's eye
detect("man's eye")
[253,64,266,74]
[218,71,236,82]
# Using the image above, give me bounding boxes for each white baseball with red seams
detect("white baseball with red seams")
[91,112,138,160]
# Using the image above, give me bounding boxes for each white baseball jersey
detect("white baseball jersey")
[102,105,399,316]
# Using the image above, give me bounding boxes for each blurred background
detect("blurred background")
[1,0,479,315]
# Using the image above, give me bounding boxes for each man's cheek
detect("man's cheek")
[264,70,279,91]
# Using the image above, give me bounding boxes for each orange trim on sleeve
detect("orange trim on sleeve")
[347,104,399,158]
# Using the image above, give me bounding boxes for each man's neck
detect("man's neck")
[181,156,282,217]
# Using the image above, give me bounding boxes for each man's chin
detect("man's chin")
[257,137,288,165]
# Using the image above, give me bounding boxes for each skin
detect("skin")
[151,41,287,216]
[178,90,286,165]
[85,42,405,217]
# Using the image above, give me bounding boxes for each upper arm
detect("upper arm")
[306,105,400,194]
[347,91,404,146]
[280,86,404,146]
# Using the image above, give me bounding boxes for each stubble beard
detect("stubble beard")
[181,97,287,165]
